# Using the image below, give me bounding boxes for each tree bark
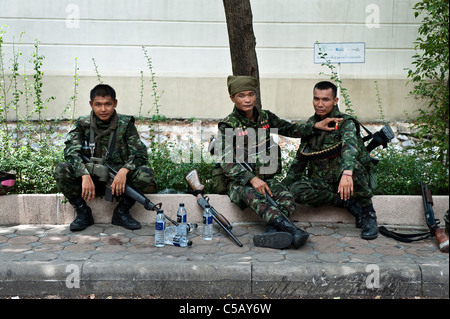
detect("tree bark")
[223,0,261,108]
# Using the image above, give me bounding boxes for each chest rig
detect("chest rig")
[228,109,278,170]
[87,124,117,161]
[81,118,118,183]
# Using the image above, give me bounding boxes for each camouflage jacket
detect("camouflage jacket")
[63,111,148,178]
[218,106,315,185]
[284,105,372,186]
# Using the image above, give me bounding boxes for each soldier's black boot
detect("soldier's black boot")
[253,224,293,249]
[272,216,309,249]
[112,195,141,230]
[361,205,378,240]
[336,198,364,228]
[69,196,94,231]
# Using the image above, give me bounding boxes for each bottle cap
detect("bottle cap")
[179,203,184,207]
[187,240,193,246]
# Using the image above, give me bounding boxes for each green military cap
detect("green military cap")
[227,75,258,96]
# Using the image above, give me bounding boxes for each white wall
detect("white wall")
[0,0,422,121]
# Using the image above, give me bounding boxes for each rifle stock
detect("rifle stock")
[421,182,449,253]
[185,169,232,229]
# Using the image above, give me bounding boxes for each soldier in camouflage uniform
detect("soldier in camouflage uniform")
[282,81,378,239]
[54,84,156,231]
[217,76,341,249]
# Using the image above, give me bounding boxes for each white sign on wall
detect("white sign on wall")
[314,42,365,64]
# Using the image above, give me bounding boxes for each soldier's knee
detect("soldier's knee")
[132,166,157,193]
[53,162,73,179]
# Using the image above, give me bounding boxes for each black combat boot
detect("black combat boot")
[69,196,94,231]
[253,224,293,249]
[112,195,141,230]
[336,197,364,228]
[271,216,310,249]
[361,205,378,240]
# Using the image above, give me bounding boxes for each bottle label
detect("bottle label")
[173,235,181,247]
[203,216,212,225]
[155,220,165,231]
[177,214,187,223]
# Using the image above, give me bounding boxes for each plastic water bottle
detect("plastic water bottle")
[155,210,165,247]
[177,203,187,224]
[203,204,213,240]
[165,225,178,238]
[177,224,189,237]
[177,203,188,236]
[164,226,192,247]
[186,223,198,234]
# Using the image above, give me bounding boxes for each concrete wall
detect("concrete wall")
[1,194,449,227]
[0,0,421,122]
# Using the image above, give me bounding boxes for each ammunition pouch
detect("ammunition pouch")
[211,163,228,194]
[84,157,110,182]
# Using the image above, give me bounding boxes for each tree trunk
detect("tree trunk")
[223,0,261,108]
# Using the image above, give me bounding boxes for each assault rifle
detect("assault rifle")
[185,169,243,247]
[379,182,449,253]
[80,153,182,226]
[208,135,290,217]
[237,161,286,211]
[420,182,449,253]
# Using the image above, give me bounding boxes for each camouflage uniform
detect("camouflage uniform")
[218,106,315,224]
[283,105,375,212]
[54,111,156,201]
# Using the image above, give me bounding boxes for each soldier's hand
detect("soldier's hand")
[338,170,354,201]
[250,176,273,198]
[111,168,130,196]
[314,117,343,131]
[81,174,95,202]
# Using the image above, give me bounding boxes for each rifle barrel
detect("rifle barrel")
[420,182,449,253]
[210,213,243,247]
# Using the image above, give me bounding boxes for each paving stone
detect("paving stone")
[38,235,70,244]
[8,235,39,245]
[306,226,335,236]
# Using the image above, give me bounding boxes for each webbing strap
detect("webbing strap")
[378,226,432,243]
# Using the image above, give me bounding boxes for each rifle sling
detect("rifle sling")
[378,226,432,243]
[193,190,204,196]
[90,121,117,162]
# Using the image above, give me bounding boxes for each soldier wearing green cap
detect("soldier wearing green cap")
[215,75,341,249]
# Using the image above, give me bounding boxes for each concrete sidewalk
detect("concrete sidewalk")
[0,221,448,299]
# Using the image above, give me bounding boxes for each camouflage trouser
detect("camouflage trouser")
[289,172,373,208]
[228,179,296,224]
[53,162,157,201]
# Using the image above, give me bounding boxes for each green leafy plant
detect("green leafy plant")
[372,147,448,195]
[406,0,449,169]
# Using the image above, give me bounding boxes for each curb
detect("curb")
[0,260,447,298]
